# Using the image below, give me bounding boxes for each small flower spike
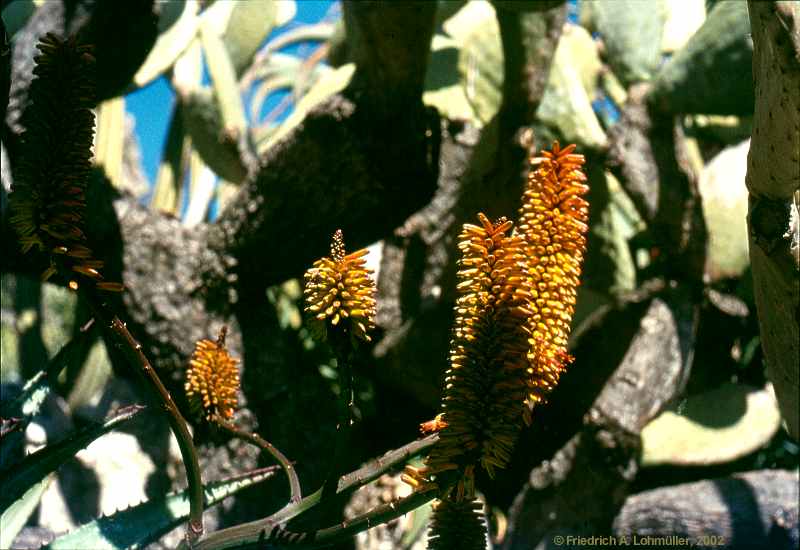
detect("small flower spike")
[185,327,241,422]
[427,497,487,550]
[517,140,589,413]
[8,33,123,292]
[303,230,377,343]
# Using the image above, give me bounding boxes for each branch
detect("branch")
[502,287,698,548]
[343,1,436,108]
[495,1,567,141]
[612,470,799,549]
[187,434,438,550]
[745,0,800,440]
[606,84,707,283]
[87,296,205,542]
[207,2,440,296]
[217,419,302,505]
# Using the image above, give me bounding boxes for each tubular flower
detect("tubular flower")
[185,327,240,422]
[517,141,589,411]
[427,497,487,550]
[8,33,123,293]
[412,213,533,497]
[303,230,377,343]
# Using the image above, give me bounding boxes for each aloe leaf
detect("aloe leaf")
[0,473,54,549]
[132,0,201,90]
[1,371,47,421]
[1,327,94,420]
[0,405,145,513]
[1,0,36,38]
[45,467,279,550]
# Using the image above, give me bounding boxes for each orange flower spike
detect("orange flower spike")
[518,140,589,411]
[303,230,377,343]
[419,213,532,496]
[184,327,241,422]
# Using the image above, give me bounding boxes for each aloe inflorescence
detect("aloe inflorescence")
[8,33,122,292]
[303,229,377,344]
[406,141,589,547]
[518,141,589,411]
[427,497,487,550]
[185,327,241,423]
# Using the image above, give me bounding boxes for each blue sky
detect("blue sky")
[126,1,338,188]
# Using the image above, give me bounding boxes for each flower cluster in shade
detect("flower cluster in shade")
[427,497,487,550]
[185,328,241,422]
[303,230,377,343]
[7,33,123,293]
[405,141,589,509]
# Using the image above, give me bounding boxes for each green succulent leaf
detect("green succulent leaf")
[132,0,201,90]
[641,383,782,467]
[1,327,94,420]
[200,20,248,134]
[44,466,279,550]
[0,474,54,549]
[181,88,248,184]
[537,24,607,148]
[0,405,146,514]
[585,0,666,85]
[222,0,278,76]
[649,0,753,115]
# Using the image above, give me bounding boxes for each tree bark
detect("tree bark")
[745,1,800,440]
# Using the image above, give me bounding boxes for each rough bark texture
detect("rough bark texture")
[745,1,800,440]
[2,1,797,547]
[612,470,799,550]
[502,286,698,549]
[1,0,441,531]
[607,84,707,284]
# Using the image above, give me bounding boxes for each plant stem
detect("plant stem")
[188,434,438,550]
[321,338,355,502]
[292,486,438,548]
[86,294,205,542]
[217,419,302,504]
[336,433,438,494]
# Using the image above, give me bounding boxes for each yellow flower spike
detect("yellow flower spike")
[303,230,377,343]
[418,214,532,497]
[7,33,122,294]
[518,140,589,412]
[185,327,241,423]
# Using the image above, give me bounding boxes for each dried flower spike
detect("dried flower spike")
[518,140,589,411]
[8,33,122,292]
[415,213,532,497]
[185,327,240,422]
[303,230,377,343]
[427,497,487,550]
